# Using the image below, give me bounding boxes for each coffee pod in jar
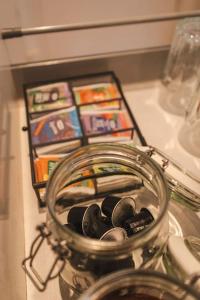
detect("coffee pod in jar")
[100,227,127,241]
[123,208,154,236]
[67,206,89,235]
[101,195,121,217]
[82,204,113,239]
[102,195,136,227]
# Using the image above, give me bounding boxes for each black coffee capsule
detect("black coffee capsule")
[82,204,113,239]
[100,227,128,241]
[100,215,112,226]
[123,207,154,235]
[102,195,136,227]
[101,195,122,217]
[112,196,136,227]
[67,206,89,235]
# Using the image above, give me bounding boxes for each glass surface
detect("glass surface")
[45,143,169,294]
[79,269,200,300]
[178,83,200,157]
[160,17,200,116]
[2,1,200,67]
[143,147,200,211]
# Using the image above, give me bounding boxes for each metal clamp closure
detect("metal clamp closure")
[144,146,155,157]
[161,159,169,171]
[22,223,69,291]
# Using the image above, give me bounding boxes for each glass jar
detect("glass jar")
[23,143,169,295]
[139,146,200,211]
[79,269,200,300]
[163,235,200,284]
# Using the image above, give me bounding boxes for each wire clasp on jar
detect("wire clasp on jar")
[22,223,70,291]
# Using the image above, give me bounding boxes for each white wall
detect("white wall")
[15,0,200,27]
[0,31,27,300]
[1,0,200,66]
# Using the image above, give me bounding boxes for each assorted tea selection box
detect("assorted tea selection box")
[24,72,145,206]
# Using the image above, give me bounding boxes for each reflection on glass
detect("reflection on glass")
[159,17,200,116]
[178,83,200,157]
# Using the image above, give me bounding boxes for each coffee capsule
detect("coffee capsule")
[67,206,89,235]
[100,227,128,241]
[102,195,136,227]
[100,215,112,226]
[112,197,136,227]
[82,204,113,239]
[101,195,122,217]
[123,208,154,235]
[112,196,137,227]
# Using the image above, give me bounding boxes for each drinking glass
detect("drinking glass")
[159,17,200,116]
[178,82,200,157]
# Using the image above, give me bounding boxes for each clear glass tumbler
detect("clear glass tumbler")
[159,17,200,116]
[178,82,200,157]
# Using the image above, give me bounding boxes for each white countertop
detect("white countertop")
[20,80,200,300]
[125,81,200,177]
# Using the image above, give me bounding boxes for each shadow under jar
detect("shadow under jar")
[78,269,200,300]
[39,144,169,298]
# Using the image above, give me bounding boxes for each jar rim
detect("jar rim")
[78,269,200,300]
[46,143,169,255]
